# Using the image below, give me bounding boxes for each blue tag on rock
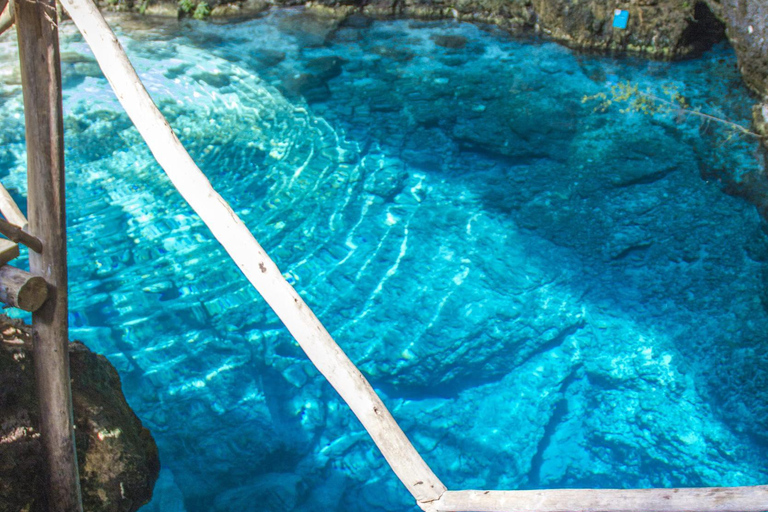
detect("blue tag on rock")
[613,9,629,29]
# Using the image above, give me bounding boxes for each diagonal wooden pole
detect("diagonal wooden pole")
[0,0,14,35]
[0,181,28,228]
[54,3,768,512]
[57,0,446,507]
[15,0,83,509]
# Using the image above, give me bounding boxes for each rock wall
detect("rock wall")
[157,0,768,148]
[294,0,729,60]
[715,0,768,95]
[273,0,728,63]
[111,0,768,124]
[716,0,768,151]
[294,0,768,194]
[0,317,159,512]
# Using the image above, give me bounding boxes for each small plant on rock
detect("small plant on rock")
[192,1,210,19]
[178,0,194,12]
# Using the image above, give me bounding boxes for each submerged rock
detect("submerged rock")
[0,317,159,512]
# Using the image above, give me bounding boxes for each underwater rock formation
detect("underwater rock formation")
[2,12,764,511]
[0,317,159,512]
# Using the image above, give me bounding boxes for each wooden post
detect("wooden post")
[15,0,83,510]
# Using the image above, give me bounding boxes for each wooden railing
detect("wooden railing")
[1,1,81,511]
[2,2,767,511]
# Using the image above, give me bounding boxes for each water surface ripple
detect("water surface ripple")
[0,10,767,512]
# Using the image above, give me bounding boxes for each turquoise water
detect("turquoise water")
[1,9,768,511]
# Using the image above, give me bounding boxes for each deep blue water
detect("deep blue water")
[1,9,767,511]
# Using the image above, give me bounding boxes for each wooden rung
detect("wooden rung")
[0,239,19,266]
[0,264,48,312]
[0,218,43,253]
[0,0,14,37]
[0,182,27,229]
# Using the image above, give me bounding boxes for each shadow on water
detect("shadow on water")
[2,10,768,511]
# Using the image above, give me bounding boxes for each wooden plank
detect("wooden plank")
[14,0,82,509]
[0,238,19,266]
[0,217,43,253]
[0,264,48,312]
[431,487,768,512]
[0,181,28,228]
[0,0,13,36]
[58,0,448,505]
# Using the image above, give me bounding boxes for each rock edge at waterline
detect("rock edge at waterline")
[0,316,160,512]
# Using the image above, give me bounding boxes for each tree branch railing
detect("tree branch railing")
[0,217,43,253]
[49,1,768,511]
[427,487,768,512]
[0,182,28,229]
[58,0,446,506]
[0,0,14,36]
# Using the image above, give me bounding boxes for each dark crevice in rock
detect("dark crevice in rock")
[517,322,585,370]
[373,321,586,400]
[700,157,768,222]
[611,166,675,189]
[610,243,653,262]
[680,1,726,57]
[528,367,582,487]
[761,265,768,314]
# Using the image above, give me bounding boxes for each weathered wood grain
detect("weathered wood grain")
[0,239,19,266]
[15,0,83,509]
[430,487,768,512]
[0,264,48,312]
[0,218,43,253]
[58,0,447,505]
[0,181,27,228]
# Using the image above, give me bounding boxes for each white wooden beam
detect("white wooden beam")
[430,487,768,512]
[0,238,19,266]
[0,181,28,229]
[57,0,446,505]
[0,0,13,36]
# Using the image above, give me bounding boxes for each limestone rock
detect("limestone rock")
[532,0,725,59]
[0,317,159,512]
[715,0,768,96]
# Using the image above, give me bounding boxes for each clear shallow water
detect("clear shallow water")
[1,10,768,511]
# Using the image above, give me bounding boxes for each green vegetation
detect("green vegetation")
[192,1,210,19]
[582,81,762,141]
[178,0,210,19]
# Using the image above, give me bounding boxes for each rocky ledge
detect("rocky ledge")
[0,316,159,512]
[101,0,768,148]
